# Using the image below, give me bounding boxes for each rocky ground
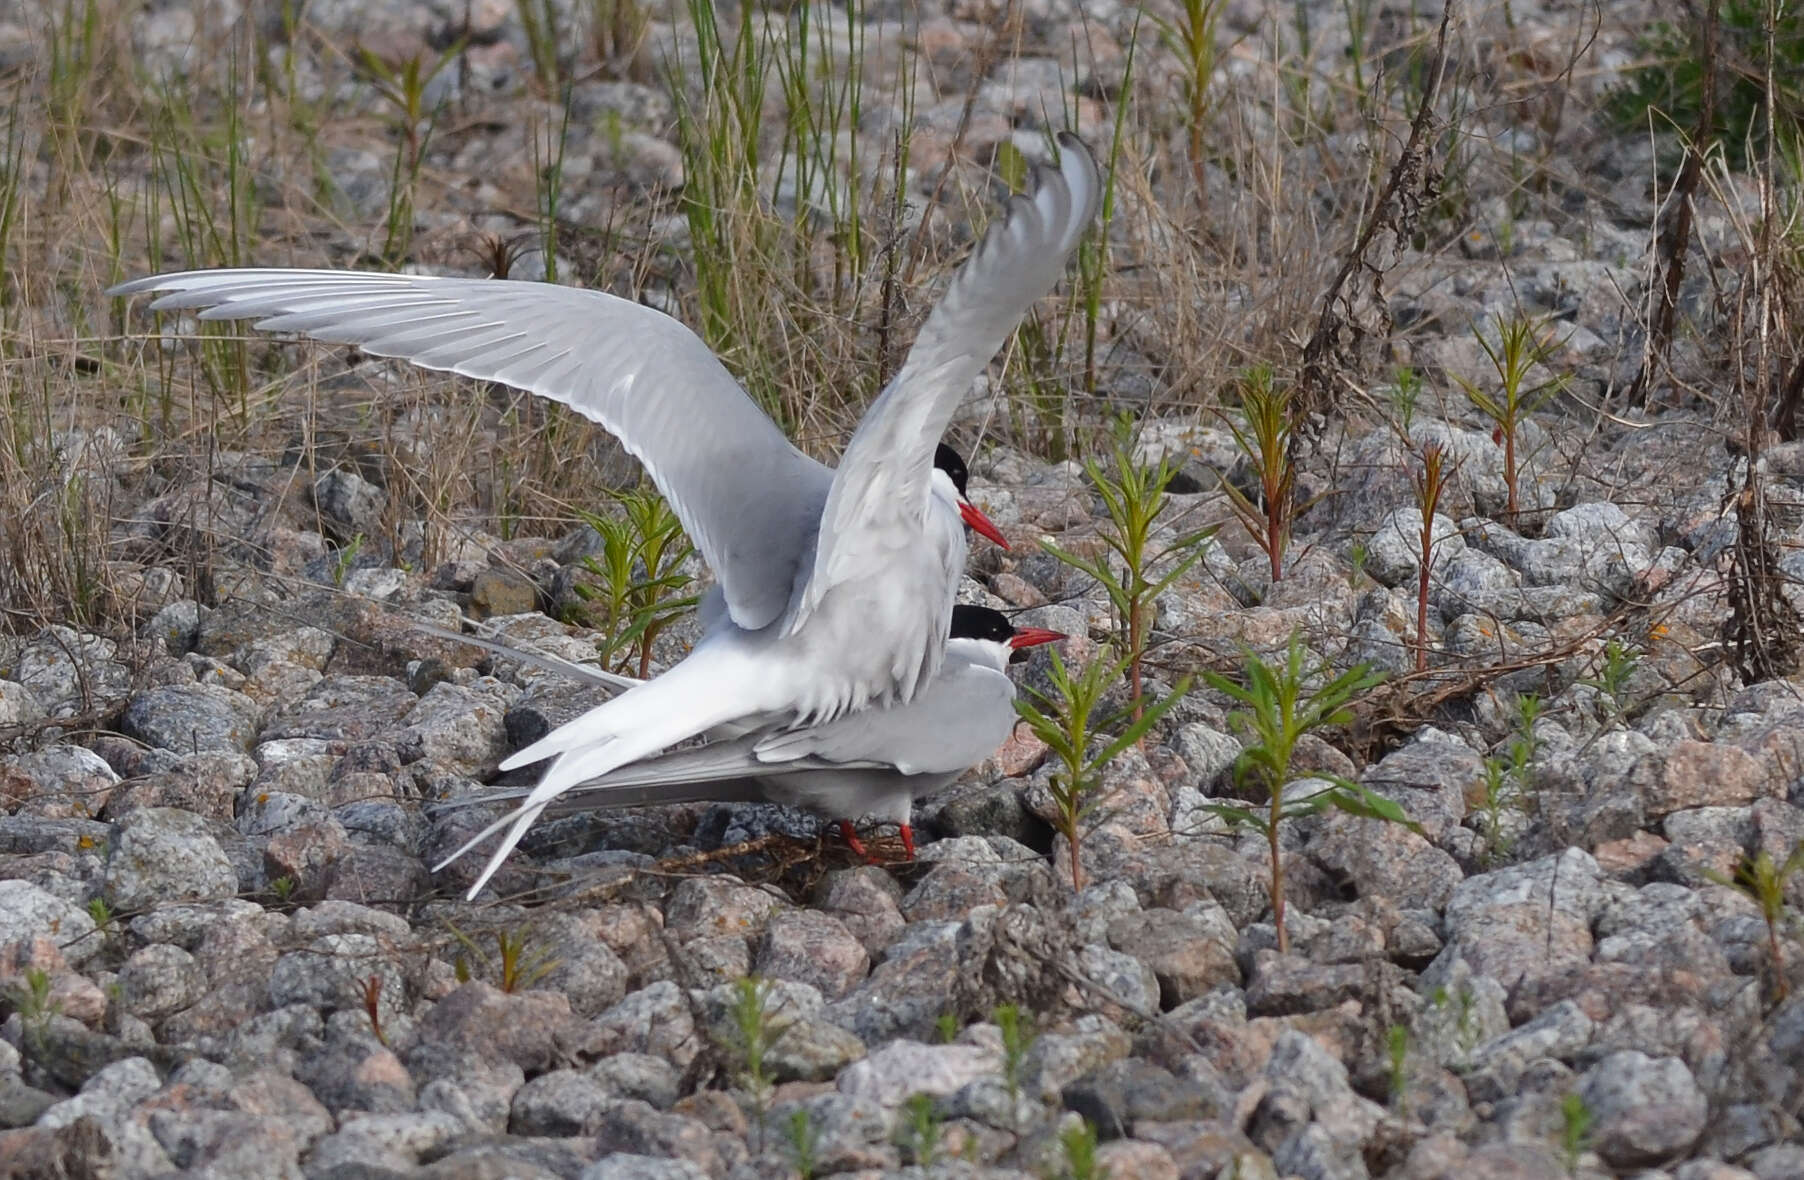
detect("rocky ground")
[3,0,1804,1178]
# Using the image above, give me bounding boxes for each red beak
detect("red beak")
[958,499,1010,550]
[1008,627,1066,650]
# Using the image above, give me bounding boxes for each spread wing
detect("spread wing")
[109,269,831,630]
[791,132,1102,630]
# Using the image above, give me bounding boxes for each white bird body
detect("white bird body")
[113,134,1102,897]
[434,607,1063,866]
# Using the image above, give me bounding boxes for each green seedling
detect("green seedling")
[1705,841,1804,1000]
[1040,418,1216,713]
[573,487,699,677]
[1219,364,1296,583]
[995,1002,1035,1119]
[1477,693,1540,866]
[1455,313,1567,524]
[1149,0,1225,212]
[899,1093,941,1165]
[1559,1092,1593,1175]
[784,1107,819,1179]
[446,924,560,994]
[1579,637,1639,719]
[1386,1022,1410,1116]
[355,41,462,266]
[1409,442,1454,673]
[1199,632,1417,952]
[1058,1117,1109,1180]
[1015,647,1189,889]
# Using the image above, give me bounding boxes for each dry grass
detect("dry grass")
[0,0,1791,659]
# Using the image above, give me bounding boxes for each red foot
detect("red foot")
[899,823,917,860]
[837,819,876,862]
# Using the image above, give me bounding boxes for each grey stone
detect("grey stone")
[754,908,870,999]
[104,807,239,909]
[1464,1000,1596,1104]
[117,943,207,1022]
[593,1100,730,1175]
[509,1068,613,1136]
[1061,1058,1225,1139]
[1105,907,1240,1006]
[0,878,100,965]
[838,1040,999,1107]
[586,1052,681,1109]
[578,1157,708,1180]
[591,981,703,1070]
[1579,1050,1708,1166]
[121,681,259,753]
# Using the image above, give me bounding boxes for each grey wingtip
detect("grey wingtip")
[105,275,162,298]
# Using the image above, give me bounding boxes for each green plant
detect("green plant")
[1015,647,1189,889]
[355,41,461,265]
[269,876,296,904]
[1040,419,1215,712]
[573,488,699,677]
[1477,693,1540,866]
[9,966,60,1058]
[729,975,776,1100]
[1198,633,1418,952]
[1151,0,1226,213]
[995,1003,1035,1119]
[1388,366,1423,436]
[530,92,573,285]
[1455,314,1567,524]
[515,0,568,95]
[1057,1117,1109,1180]
[447,925,560,993]
[935,1010,961,1043]
[1409,442,1454,673]
[899,1093,941,1165]
[1704,841,1804,999]
[1579,638,1640,718]
[1386,1022,1410,1115]
[784,1107,819,1179]
[1606,0,1804,170]
[85,897,113,931]
[1219,365,1296,583]
[1559,1091,1593,1175]
[332,533,366,588]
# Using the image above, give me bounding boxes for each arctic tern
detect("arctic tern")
[433,605,1063,869]
[112,132,1102,897]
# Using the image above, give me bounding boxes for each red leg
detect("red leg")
[899,823,917,860]
[837,819,875,862]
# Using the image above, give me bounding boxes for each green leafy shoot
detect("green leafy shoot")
[1578,637,1639,719]
[1454,313,1567,524]
[1039,417,1215,713]
[1704,841,1804,1000]
[1559,1092,1593,1175]
[573,486,699,677]
[1015,646,1190,889]
[1199,632,1411,952]
[1409,441,1454,674]
[899,1093,941,1166]
[1217,364,1296,583]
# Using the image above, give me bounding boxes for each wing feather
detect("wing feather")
[109,268,832,629]
[793,133,1102,629]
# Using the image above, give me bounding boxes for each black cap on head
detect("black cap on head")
[934,443,969,498]
[949,604,1014,644]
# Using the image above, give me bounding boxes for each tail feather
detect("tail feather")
[457,647,772,898]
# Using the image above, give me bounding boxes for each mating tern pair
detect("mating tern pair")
[113,132,1102,897]
[427,605,1062,864]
